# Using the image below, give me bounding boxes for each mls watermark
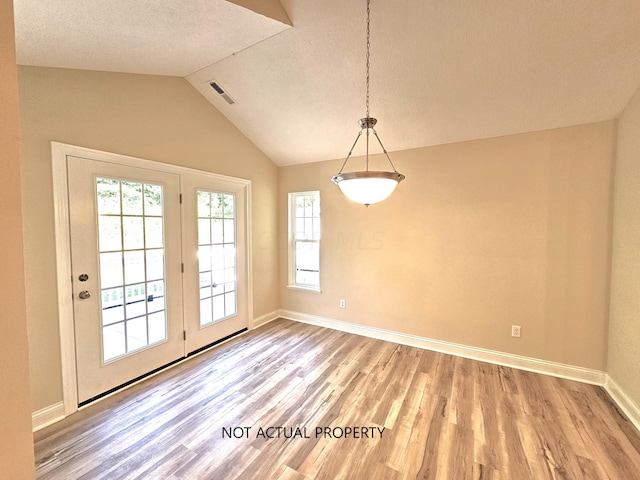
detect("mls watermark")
[221,425,385,440]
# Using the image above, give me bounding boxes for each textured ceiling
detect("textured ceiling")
[14,0,640,166]
[13,0,290,76]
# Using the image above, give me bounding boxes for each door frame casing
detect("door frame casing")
[52,142,253,416]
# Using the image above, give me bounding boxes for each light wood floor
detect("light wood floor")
[35,319,640,479]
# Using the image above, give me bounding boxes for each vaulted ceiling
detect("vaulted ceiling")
[13,0,640,166]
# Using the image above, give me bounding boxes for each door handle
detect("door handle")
[78,290,91,300]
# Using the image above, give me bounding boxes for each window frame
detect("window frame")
[287,191,321,292]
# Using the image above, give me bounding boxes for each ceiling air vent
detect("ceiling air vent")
[209,81,236,105]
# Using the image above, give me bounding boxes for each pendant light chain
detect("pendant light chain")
[365,0,371,170]
[365,0,370,119]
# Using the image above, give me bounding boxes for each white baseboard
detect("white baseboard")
[32,401,65,432]
[252,310,280,329]
[605,375,640,432]
[279,309,607,386]
[37,312,640,434]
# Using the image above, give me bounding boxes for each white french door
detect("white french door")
[66,153,248,404]
[181,176,248,354]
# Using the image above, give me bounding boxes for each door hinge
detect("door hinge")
[181,263,184,273]
[183,331,186,341]
[179,193,183,204]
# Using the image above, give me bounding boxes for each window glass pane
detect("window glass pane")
[223,268,235,283]
[146,280,165,313]
[223,194,234,218]
[102,287,124,326]
[103,323,126,361]
[126,317,148,352]
[96,178,121,215]
[200,298,212,326]
[296,241,320,272]
[122,181,143,215]
[144,184,162,216]
[198,245,211,272]
[197,191,211,218]
[304,197,312,218]
[296,196,305,218]
[125,283,147,319]
[198,219,211,245]
[212,194,224,219]
[211,218,223,244]
[224,219,235,244]
[145,249,164,281]
[212,282,223,297]
[123,216,144,250]
[98,216,122,252]
[212,244,224,271]
[124,250,145,285]
[200,286,211,300]
[224,244,236,269]
[145,217,164,249]
[148,312,166,344]
[225,291,236,317]
[212,295,225,321]
[199,271,211,288]
[304,218,313,240]
[100,252,123,289]
[102,305,124,326]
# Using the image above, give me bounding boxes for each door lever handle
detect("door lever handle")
[78,290,91,300]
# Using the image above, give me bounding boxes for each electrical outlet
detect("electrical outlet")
[511,325,521,338]
[339,299,346,309]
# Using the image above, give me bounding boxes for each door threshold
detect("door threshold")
[78,327,248,408]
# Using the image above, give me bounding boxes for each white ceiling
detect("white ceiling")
[14,0,640,166]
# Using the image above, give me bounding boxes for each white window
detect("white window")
[288,191,320,291]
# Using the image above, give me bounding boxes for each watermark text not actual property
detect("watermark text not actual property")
[222,425,385,440]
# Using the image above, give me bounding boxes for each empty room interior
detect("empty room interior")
[3,0,640,478]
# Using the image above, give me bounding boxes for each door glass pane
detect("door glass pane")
[101,287,124,326]
[124,250,145,285]
[125,283,147,319]
[148,312,166,344]
[145,249,165,281]
[126,317,148,353]
[103,323,126,360]
[96,177,168,363]
[96,178,121,215]
[145,217,164,249]
[144,184,163,216]
[147,280,165,313]
[122,181,143,215]
[123,216,144,250]
[197,190,237,327]
[100,252,123,289]
[98,216,122,252]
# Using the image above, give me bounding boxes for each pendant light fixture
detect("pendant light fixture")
[331,0,405,206]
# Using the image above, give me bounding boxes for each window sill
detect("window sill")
[287,284,322,294]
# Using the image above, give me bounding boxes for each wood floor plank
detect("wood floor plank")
[34,319,640,479]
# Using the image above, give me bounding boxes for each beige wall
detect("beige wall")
[0,0,36,477]
[280,122,616,370]
[608,85,640,407]
[18,66,279,412]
